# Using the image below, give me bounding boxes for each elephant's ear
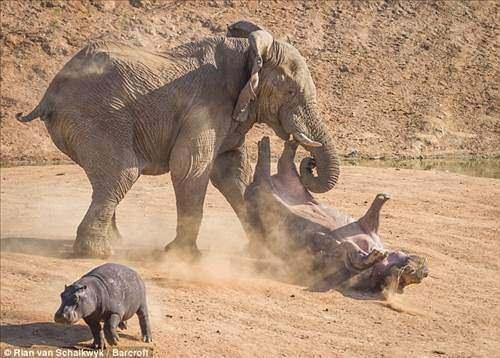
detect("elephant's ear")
[231,29,274,122]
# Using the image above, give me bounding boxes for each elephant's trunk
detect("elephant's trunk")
[283,104,340,193]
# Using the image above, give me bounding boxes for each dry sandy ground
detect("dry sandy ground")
[1,164,499,357]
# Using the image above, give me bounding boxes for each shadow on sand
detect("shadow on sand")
[0,322,91,348]
[0,237,75,259]
[248,255,385,301]
[0,236,164,261]
[0,238,391,306]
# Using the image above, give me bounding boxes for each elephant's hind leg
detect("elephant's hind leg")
[74,157,139,258]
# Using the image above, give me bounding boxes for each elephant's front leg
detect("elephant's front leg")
[210,146,265,256]
[165,133,216,260]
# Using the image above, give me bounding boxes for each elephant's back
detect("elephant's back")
[42,41,186,164]
[48,41,175,112]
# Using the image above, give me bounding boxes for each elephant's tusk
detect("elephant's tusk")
[293,133,322,148]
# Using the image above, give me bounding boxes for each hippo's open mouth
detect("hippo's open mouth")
[384,255,429,293]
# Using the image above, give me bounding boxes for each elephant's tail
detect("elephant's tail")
[16,99,51,123]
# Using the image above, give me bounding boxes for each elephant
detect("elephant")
[16,20,340,259]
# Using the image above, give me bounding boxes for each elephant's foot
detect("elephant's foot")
[164,239,201,262]
[73,235,113,258]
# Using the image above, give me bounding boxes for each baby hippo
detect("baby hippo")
[54,263,152,349]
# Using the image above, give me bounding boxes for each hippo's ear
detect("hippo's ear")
[64,284,68,290]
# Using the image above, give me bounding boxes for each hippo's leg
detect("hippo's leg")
[339,241,388,271]
[253,137,272,183]
[118,320,127,330]
[137,304,153,343]
[85,318,105,349]
[103,313,121,346]
[358,193,391,235]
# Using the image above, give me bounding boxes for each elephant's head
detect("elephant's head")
[228,21,339,193]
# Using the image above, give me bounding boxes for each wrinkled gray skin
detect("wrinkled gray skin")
[245,137,428,292]
[16,20,339,259]
[54,263,152,349]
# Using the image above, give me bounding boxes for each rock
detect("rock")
[129,0,143,8]
[432,350,446,355]
[339,64,350,73]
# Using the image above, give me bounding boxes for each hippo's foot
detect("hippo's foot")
[90,340,104,350]
[164,239,201,262]
[365,249,388,267]
[142,334,153,343]
[73,235,113,259]
[104,327,119,346]
[118,321,127,330]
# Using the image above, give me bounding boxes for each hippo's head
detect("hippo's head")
[370,251,429,293]
[54,283,94,324]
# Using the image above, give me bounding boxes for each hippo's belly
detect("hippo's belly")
[288,203,354,232]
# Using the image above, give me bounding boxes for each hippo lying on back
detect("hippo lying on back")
[245,137,428,292]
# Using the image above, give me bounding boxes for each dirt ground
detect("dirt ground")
[1,163,499,357]
[1,0,499,165]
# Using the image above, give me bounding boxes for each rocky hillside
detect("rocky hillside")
[1,0,499,165]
